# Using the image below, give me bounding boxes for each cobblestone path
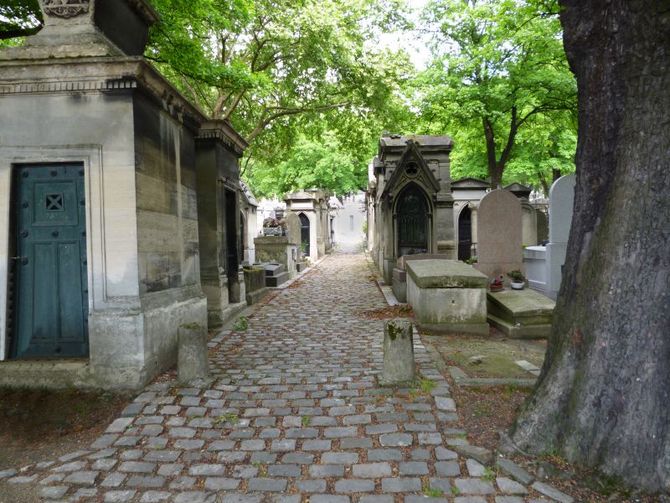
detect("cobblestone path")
[0,253,569,502]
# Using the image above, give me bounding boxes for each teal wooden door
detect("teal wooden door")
[12,164,89,358]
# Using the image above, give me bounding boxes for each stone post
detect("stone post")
[178,323,209,383]
[381,321,416,384]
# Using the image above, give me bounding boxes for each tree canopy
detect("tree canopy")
[146,0,412,184]
[412,0,577,190]
[0,0,577,196]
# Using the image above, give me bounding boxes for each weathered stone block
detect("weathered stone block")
[177,323,209,383]
[406,259,488,289]
[487,289,554,339]
[406,260,488,335]
[381,321,415,385]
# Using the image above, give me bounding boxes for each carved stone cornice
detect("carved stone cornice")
[0,77,137,95]
[0,58,209,130]
[196,120,249,156]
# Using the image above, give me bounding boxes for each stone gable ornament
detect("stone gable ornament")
[43,0,90,18]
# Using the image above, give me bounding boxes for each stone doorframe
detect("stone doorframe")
[391,182,434,259]
[0,145,106,361]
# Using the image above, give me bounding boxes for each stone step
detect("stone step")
[487,288,555,338]
[266,271,289,287]
[264,263,286,276]
[0,360,91,389]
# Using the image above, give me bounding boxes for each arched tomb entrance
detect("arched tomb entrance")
[458,205,472,261]
[299,212,310,257]
[368,136,456,283]
[395,182,430,257]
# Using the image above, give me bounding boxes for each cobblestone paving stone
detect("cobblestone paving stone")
[3,254,572,502]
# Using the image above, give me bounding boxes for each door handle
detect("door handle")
[10,256,27,261]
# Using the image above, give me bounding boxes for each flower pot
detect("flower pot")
[511,281,525,290]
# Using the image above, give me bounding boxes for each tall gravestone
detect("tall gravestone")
[476,190,523,280]
[546,174,576,299]
[285,212,301,248]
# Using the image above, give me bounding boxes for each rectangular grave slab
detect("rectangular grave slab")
[393,254,452,303]
[397,253,451,270]
[266,272,289,287]
[406,260,488,334]
[487,289,555,338]
[264,263,286,276]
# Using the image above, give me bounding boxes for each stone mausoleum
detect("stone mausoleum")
[0,0,247,389]
[367,135,456,283]
[284,189,333,262]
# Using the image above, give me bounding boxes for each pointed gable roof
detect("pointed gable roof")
[382,140,440,198]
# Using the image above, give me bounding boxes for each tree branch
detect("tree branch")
[221,90,247,121]
[240,153,253,177]
[497,105,518,168]
[247,102,349,141]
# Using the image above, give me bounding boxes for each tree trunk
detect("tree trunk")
[511,0,670,493]
[483,117,502,188]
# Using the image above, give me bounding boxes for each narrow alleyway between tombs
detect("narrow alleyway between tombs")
[0,253,567,503]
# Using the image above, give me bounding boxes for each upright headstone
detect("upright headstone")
[520,202,538,246]
[546,174,576,299]
[476,190,523,280]
[285,212,301,246]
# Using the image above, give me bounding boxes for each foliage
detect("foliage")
[245,132,368,197]
[482,467,496,481]
[506,269,525,282]
[418,378,436,393]
[422,486,444,498]
[233,316,249,331]
[147,0,413,171]
[0,0,41,40]
[412,0,577,192]
[214,412,239,425]
[0,0,579,196]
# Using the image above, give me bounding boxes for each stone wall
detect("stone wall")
[134,95,200,294]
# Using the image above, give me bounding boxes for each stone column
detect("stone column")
[470,205,479,257]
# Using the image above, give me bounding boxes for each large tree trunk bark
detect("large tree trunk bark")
[511,0,670,493]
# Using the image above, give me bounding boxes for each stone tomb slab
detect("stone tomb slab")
[406,260,488,334]
[263,263,289,287]
[487,289,555,338]
[392,254,451,303]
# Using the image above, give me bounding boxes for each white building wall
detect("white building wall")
[331,192,366,250]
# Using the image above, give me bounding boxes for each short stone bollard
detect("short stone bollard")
[381,320,416,385]
[178,323,209,383]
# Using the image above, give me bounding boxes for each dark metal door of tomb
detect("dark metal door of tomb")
[396,183,428,256]
[11,164,89,359]
[299,213,310,257]
[224,189,240,302]
[458,206,472,261]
